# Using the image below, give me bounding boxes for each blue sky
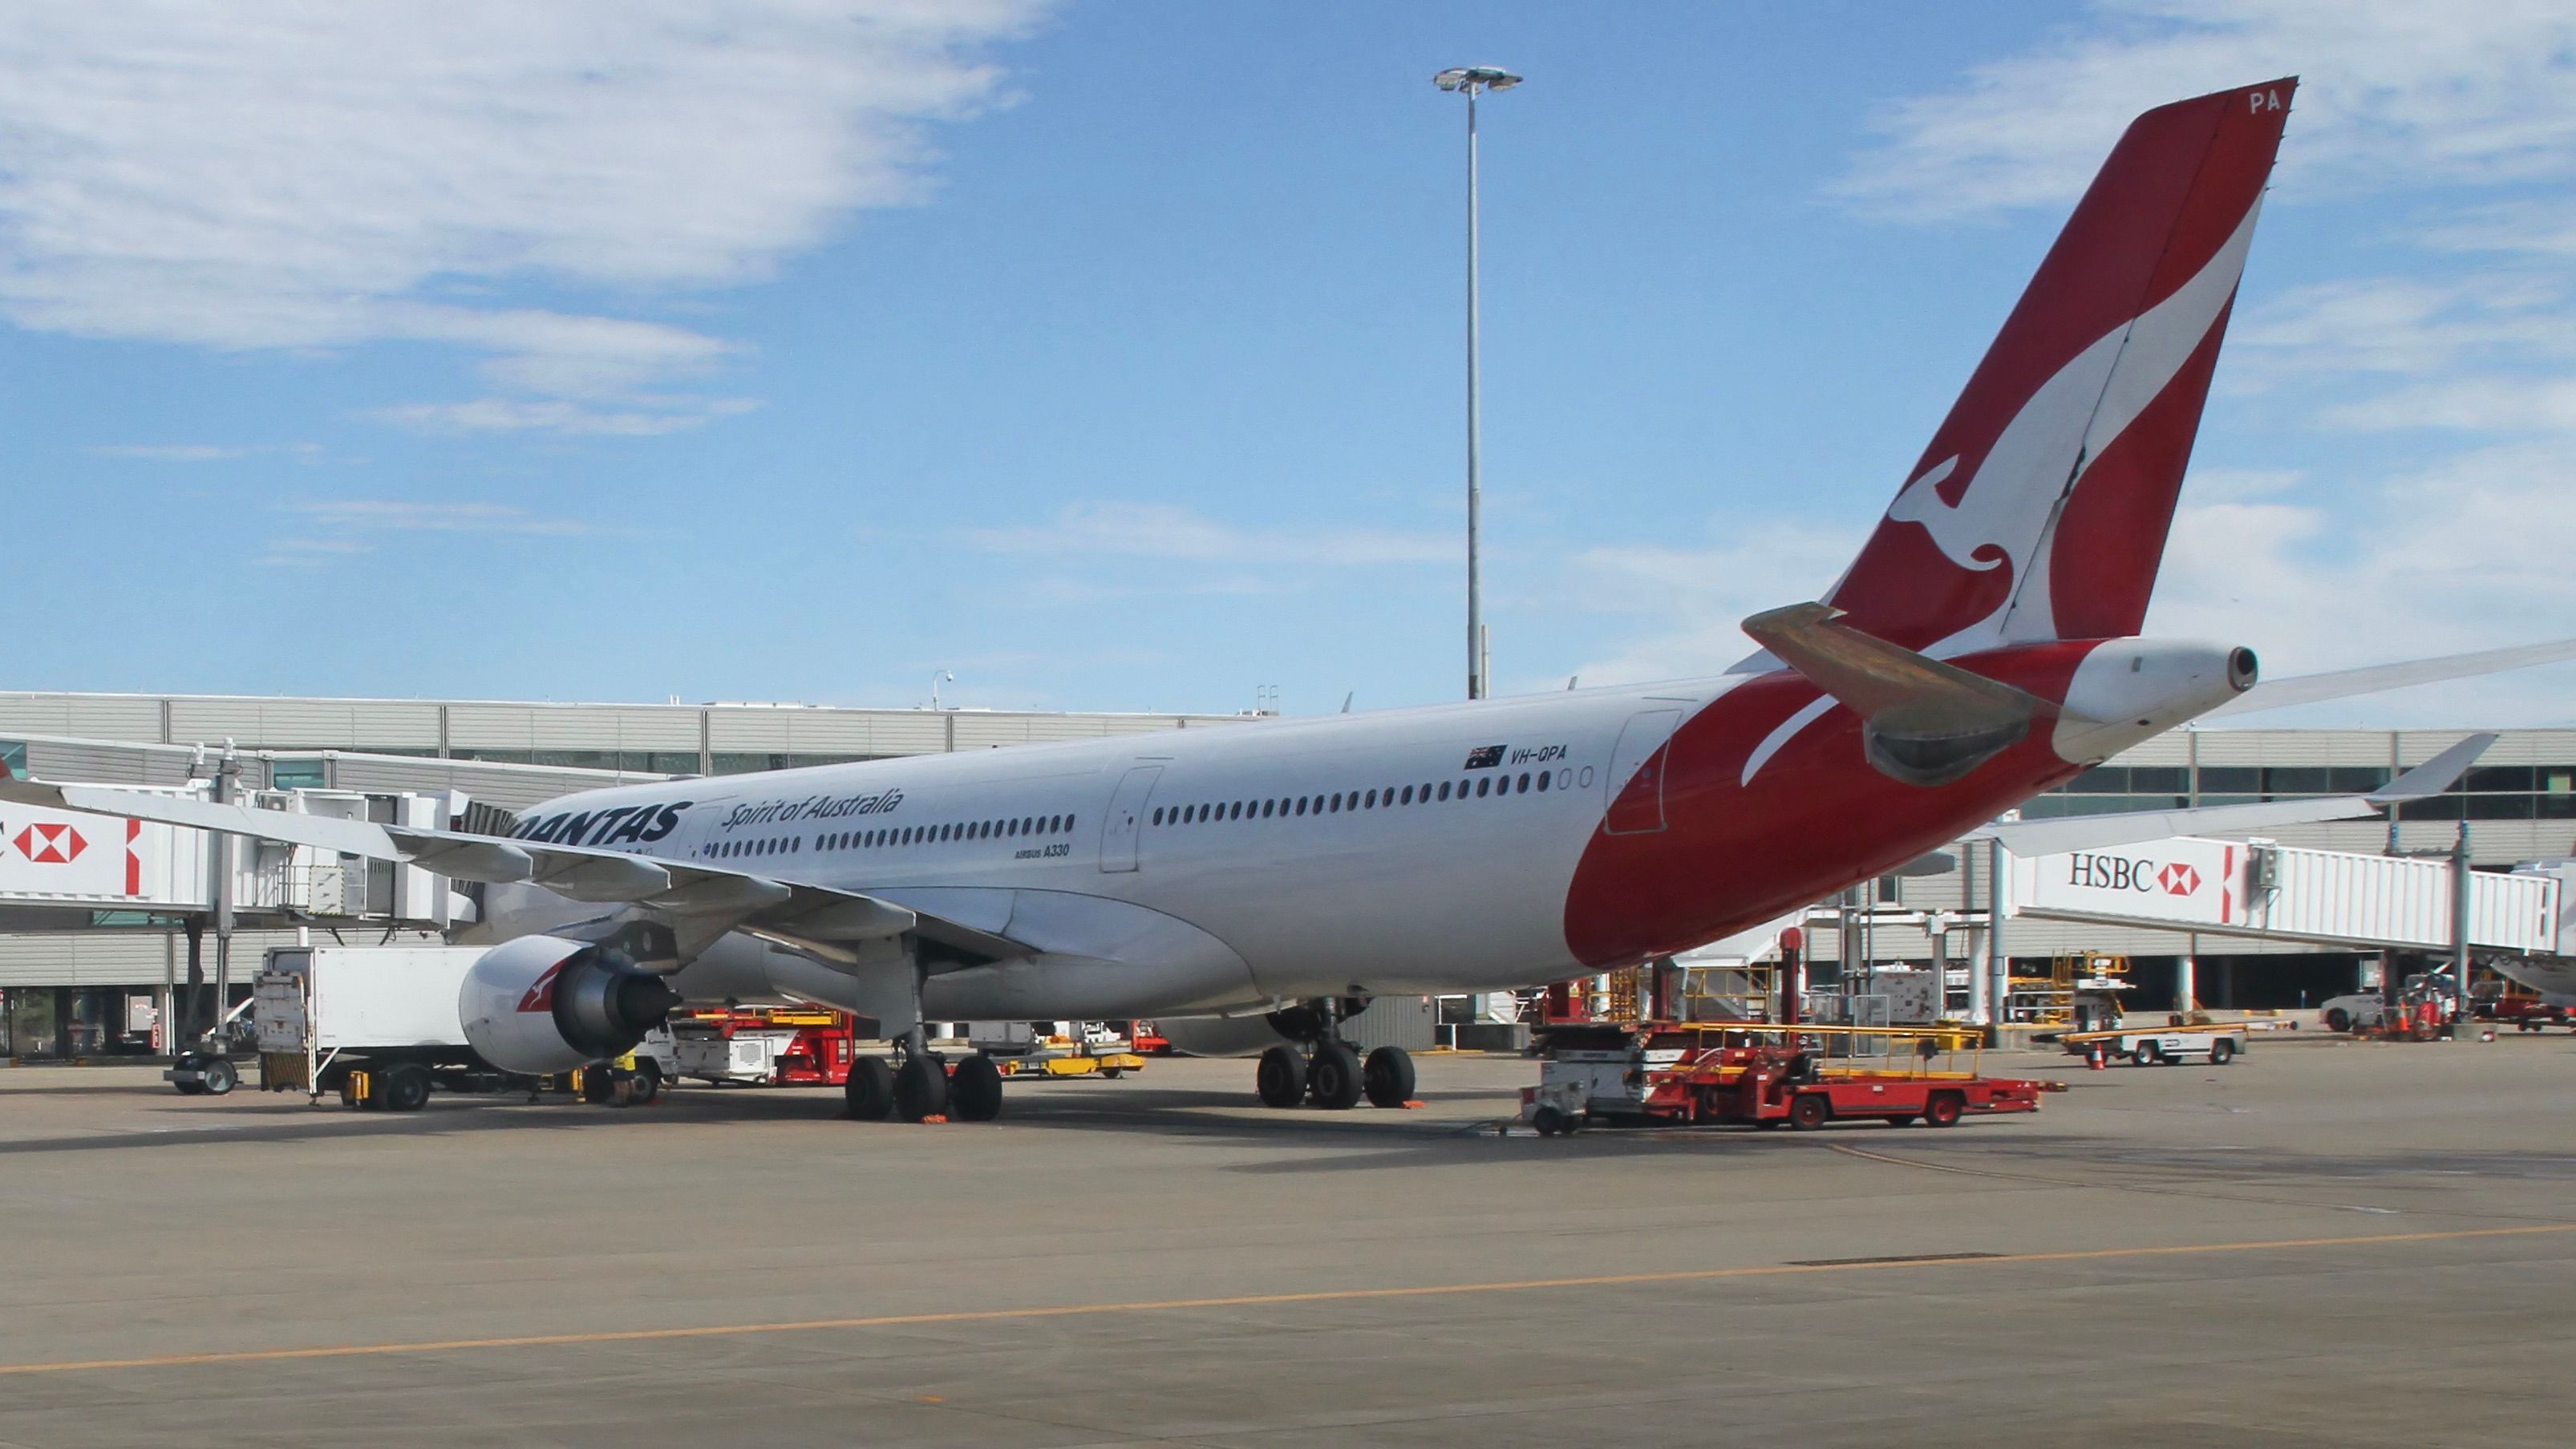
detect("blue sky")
[6,2,2576,725]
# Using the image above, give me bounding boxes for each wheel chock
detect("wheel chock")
[1402,1099,1427,1109]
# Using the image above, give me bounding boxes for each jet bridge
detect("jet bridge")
[0,779,464,929]
[2003,835,2561,957]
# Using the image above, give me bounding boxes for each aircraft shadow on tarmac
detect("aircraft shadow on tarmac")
[20,1081,2573,1200]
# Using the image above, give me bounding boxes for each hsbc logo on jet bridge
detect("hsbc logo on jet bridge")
[2067,853,2201,897]
[2025,840,2240,929]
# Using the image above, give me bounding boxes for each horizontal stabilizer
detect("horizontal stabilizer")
[1744,601,2082,787]
[2210,640,2576,716]
[1983,732,2494,856]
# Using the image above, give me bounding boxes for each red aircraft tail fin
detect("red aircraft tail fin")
[1821,78,2296,653]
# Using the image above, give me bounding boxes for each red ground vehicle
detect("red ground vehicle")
[2483,996,2573,1032]
[1522,1026,2057,1135]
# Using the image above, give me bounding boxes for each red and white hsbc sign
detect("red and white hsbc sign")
[0,802,210,909]
[2011,836,2242,929]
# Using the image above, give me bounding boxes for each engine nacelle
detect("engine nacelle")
[458,934,683,1076]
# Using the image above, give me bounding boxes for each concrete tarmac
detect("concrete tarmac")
[2,1034,2573,1447]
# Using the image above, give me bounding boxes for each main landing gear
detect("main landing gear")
[1254,1001,1416,1111]
[844,1027,1008,1125]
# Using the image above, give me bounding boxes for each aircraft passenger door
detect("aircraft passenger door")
[1603,709,1682,835]
[1098,765,1164,873]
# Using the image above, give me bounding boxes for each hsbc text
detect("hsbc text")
[2068,853,2157,891]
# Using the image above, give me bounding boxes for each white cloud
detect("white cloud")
[2234,274,2576,386]
[1832,1,2576,222]
[2185,467,2305,501]
[1562,520,1863,686]
[0,2,1047,433]
[2319,376,2576,433]
[2147,442,2576,724]
[260,498,630,565]
[2412,198,2576,260]
[89,441,324,462]
[89,444,247,462]
[371,396,760,437]
[965,501,1453,568]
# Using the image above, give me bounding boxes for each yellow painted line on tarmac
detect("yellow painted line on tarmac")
[5,1222,2572,1378]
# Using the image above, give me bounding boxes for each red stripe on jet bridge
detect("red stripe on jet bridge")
[2223,845,2235,925]
[126,819,140,896]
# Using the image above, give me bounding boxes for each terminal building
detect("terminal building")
[0,690,2566,1057]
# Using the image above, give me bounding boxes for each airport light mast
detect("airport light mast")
[1434,65,1520,701]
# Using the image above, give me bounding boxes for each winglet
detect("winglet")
[2370,733,2496,804]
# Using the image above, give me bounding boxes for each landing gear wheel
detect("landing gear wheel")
[200,1056,237,1097]
[382,1064,431,1113]
[581,1067,618,1104]
[1924,1092,1964,1128]
[1788,1093,1830,1131]
[844,1057,895,1121]
[1308,1042,1362,1111]
[2209,1040,2236,1067]
[1255,1045,1308,1108]
[893,1054,949,1122]
[2131,1042,2161,1067]
[1363,1046,1416,1109]
[950,1054,1004,1122]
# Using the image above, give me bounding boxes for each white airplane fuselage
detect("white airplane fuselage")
[475,638,2234,1025]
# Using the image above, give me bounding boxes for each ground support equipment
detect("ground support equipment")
[1521,1022,2057,1135]
[2060,1022,2249,1067]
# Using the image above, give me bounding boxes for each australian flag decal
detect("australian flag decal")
[1464,744,1505,769]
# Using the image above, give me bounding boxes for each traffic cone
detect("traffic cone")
[2087,1046,2106,1071]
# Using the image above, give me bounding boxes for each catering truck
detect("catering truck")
[246,945,673,1110]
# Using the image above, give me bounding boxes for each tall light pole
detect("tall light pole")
[1435,65,1519,701]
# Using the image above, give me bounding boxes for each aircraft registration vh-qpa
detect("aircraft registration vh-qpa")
[10,78,2567,1122]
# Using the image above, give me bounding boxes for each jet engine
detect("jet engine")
[457,934,683,1076]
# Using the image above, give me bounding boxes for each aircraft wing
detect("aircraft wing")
[1979,733,2494,856]
[0,774,1020,970]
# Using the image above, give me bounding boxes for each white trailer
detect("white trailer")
[251,945,677,1110]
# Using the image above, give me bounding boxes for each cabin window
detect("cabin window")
[1476,778,1490,797]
